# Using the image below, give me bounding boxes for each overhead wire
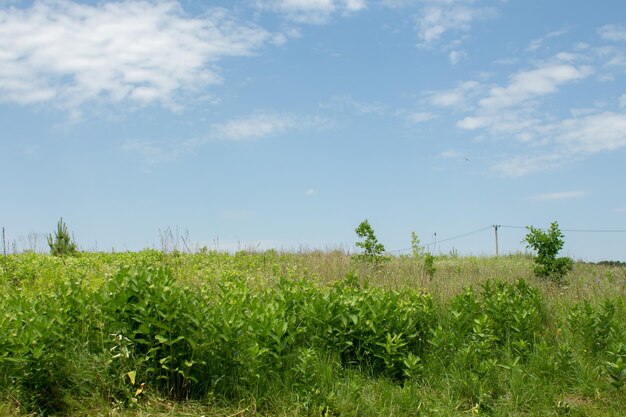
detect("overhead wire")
[387,224,626,254]
[386,225,493,254]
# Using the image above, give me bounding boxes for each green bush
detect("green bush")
[524,221,573,283]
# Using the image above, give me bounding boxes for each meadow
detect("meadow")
[0,250,625,416]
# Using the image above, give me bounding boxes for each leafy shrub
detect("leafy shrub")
[605,343,626,389]
[567,300,619,356]
[524,221,573,283]
[317,274,435,380]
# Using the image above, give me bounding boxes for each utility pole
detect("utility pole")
[2,227,6,269]
[493,225,500,257]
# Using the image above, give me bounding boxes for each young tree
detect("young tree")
[410,231,436,279]
[354,219,389,268]
[524,221,573,283]
[48,218,78,256]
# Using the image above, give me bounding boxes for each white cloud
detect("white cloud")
[492,110,626,176]
[415,0,496,48]
[452,60,593,141]
[525,29,567,52]
[254,0,365,24]
[598,24,626,41]
[478,63,592,110]
[425,47,626,177]
[556,111,626,154]
[493,57,519,66]
[531,190,586,201]
[406,111,436,124]
[448,50,467,65]
[211,112,332,141]
[320,95,386,115]
[123,111,332,165]
[120,137,199,167]
[439,150,463,158]
[305,188,316,196]
[427,80,482,108]
[0,1,274,112]
[491,152,569,177]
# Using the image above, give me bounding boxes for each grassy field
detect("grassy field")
[1,250,625,416]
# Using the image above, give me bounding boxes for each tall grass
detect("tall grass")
[0,250,624,416]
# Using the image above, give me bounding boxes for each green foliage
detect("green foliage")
[423,252,436,279]
[410,231,424,258]
[47,217,78,257]
[567,300,619,355]
[411,231,436,279]
[354,219,389,268]
[524,221,573,282]
[605,343,626,389]
[0,252,625,416]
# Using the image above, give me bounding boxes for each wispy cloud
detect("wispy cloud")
[254,0,366,24]
[476,62,592,111]
[212,112,332,141]
[320,95,386,115]
[525,29,568,52]
[305,188,316,196]
[449,50,467,65]
[427,80,483,109]
[439,150,463,159]
[123,111,332,165]
[414,0,497,48]
[422,42,626,176]
[598,24,626,42]
[0,1,275,114]
[531,190,587,201]
[491,110,626,176]
[456,56,593,135]
[379,0,499,50]
[406,111,437,124]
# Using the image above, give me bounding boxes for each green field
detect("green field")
[1,250,625,416]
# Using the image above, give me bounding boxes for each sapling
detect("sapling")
[524,221,572,283]
[48,217,78,256]
[354,219,389,269]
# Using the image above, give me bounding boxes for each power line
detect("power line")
[387,224,626,255]
[387,225,492,254]
[499,225,626,233]
[562,228,626,233]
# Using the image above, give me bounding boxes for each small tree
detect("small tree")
[524,221,573,283]
[354,219,389,268]
[411,231,435,279]
[410,231,424,258]
[48,218,77,256]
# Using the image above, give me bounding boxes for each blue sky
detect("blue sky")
[1,0,626,260]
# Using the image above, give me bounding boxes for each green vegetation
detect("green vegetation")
[47,218,77,257]
[411,231,436,280]
[524,221,573,283]
[0,250,625,416]
[354,219,389,269]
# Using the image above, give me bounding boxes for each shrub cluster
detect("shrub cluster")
[0,256,624,416]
